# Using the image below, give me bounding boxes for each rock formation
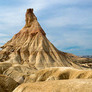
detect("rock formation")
[24,67,92,83]
[0,8,92,69]
[13,79,92,92]
[0,74,19,92]
[0,8,92,92]
[3,64,37,83]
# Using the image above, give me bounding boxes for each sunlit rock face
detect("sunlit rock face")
[13,79,92,92]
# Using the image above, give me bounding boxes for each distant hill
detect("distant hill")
[81,55,92,58]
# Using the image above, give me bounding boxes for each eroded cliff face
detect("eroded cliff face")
[0,8,92,69]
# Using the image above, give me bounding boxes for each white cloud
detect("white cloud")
[0,33,8,37]
[26,0,92,8]
[50,31,92,51]
[41,7,92,27]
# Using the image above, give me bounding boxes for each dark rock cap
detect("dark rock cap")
[25,8,37,27]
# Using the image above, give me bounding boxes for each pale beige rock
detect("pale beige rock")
[3,64,37,83]
[24,67,92,83]
[13,79,92,92]
[0,62,12,74]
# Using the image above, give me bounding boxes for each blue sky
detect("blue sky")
[0,0,92,55]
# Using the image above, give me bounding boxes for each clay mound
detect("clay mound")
[0,62,12,74]
[0,8,92,69]
[3,64,37,83]
[24,67,92,83]
[0,74,19,92]
[13,79,92,92]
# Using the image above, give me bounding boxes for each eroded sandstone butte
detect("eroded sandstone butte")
[0,8,92,69]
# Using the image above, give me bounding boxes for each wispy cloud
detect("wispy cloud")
[41,7,92,27]
[0,33,8,37]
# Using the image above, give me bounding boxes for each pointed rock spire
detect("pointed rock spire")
[0,8,92,69]
[24,8,46,36]
[25,8,37,27]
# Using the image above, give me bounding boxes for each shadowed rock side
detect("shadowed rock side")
[0,8,92,69]
[13,79,92,92]
[0,74,19,92]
